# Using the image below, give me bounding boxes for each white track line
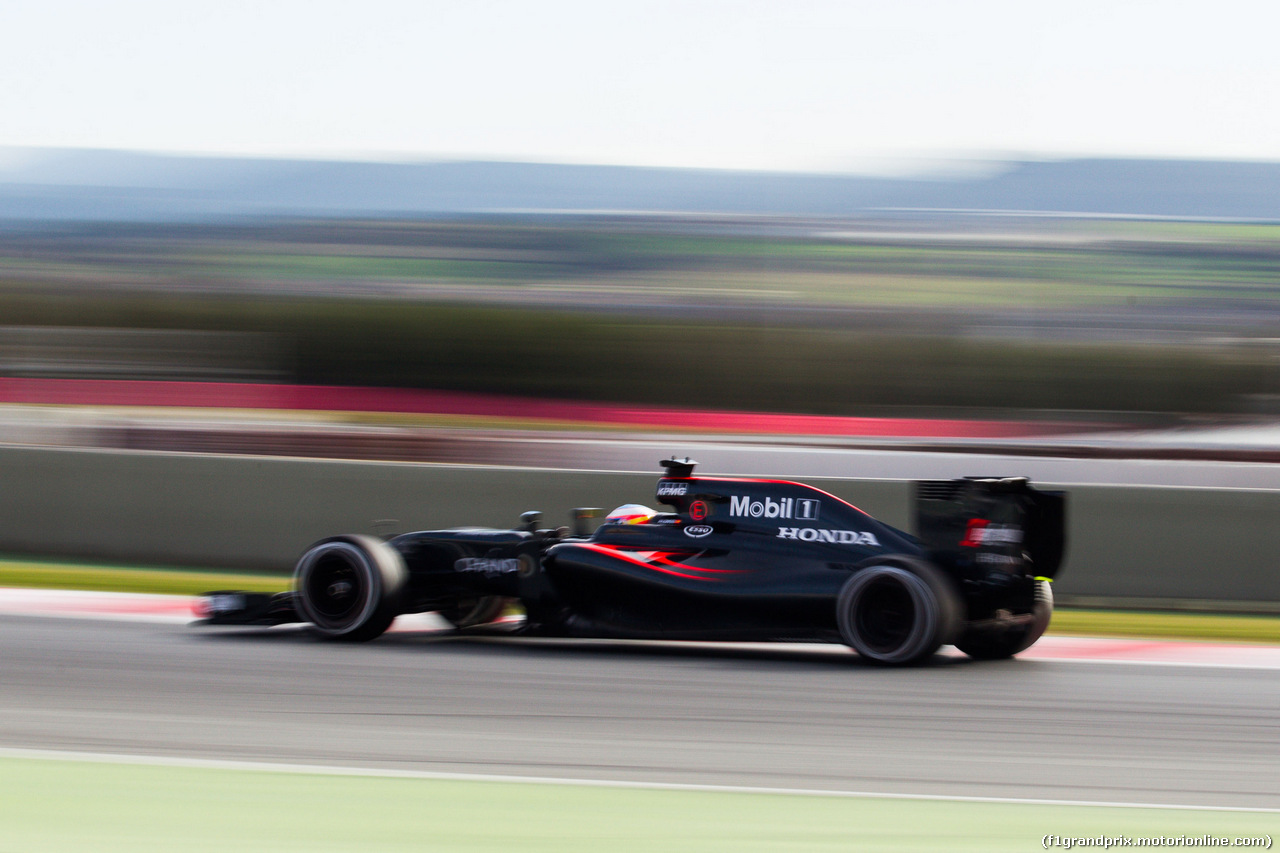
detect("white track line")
[0,746,1275,814]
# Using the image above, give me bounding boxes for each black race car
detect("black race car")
[199,458,1065,665]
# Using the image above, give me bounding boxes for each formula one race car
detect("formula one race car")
[198,459,1065,665]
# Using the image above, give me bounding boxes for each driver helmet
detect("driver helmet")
[605,503,657,525]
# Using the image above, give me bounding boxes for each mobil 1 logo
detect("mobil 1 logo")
[729,495,820,521]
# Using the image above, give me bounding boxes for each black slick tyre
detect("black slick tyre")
[837,561,962,666]
[955,580,1053,660]
[294,534,407,641]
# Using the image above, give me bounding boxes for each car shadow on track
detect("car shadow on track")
[192,622,982,670]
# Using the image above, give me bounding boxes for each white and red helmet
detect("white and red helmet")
[604,504,657,525]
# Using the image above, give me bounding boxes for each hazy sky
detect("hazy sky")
[3,0,1278,173]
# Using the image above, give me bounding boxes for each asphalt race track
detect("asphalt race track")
[2,613,1276,810]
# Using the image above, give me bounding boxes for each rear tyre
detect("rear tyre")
[955,580,1053,660]
[294,535,407,641]
[837,561,962,666]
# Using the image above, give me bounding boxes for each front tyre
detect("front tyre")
[955,580,1053,660]
[837,561,962,666]
[294,535,407,641]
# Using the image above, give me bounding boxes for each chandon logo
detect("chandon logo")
[729,495,820,520]
[777,528,880,546]
[455,557,521,575]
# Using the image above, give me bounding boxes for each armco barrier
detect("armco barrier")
[0,447,1275,608]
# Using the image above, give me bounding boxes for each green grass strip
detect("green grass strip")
[0,558,288,596]
[1048,609,1280,644]
[0,755,1274,853]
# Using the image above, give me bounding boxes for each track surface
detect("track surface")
[2,613,1276,810]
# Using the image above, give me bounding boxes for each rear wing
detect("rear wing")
[913,478,1066,579]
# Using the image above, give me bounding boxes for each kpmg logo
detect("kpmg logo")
[656,481,689,497]
[729,495,820,521]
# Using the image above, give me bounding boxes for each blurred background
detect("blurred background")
[3,157,1280,424]
[2,1,1279,431]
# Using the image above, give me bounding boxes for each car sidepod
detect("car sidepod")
[543,475,925,641]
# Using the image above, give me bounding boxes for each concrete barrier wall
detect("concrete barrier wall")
[1056,485,1279,607]
[0,447,1275,607]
